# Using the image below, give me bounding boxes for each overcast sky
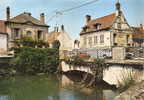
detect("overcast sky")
[0,0,144,40]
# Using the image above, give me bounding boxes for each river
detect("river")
[0,73,117,100]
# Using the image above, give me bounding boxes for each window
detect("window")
[26,31,32,36]
[117,23,121,29]
[93,23,101,30]
[113,34,117,45]
[126,35,129,45]
[37,30,43,40]
[100,35,104,43]
[88,37,92,46]
[94,36,98,45]
[14,28,20,38]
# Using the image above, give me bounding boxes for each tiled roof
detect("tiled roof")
[132,27,144,40]
[47,31,61,43]
[7,12,49,27]
[80,13,116,34]
[0,20,6,33]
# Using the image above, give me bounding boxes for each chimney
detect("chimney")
[54,27,59,32]
[40,13,45,24]
[6,6,10,20]
[86,15,91,24]
[61,25,64,32]
[140,24,144,30]
[24,12,31,16]
[115,1,121,16]
[116,1,121,11]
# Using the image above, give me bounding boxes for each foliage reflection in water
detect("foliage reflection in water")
[0,73,117,100]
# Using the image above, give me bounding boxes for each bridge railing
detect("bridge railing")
[68,48,112,59]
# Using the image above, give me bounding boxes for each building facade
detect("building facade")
[132,24,144,47]
[47,25,74,51]
[0,7,49,48]
[80,2,133,49]
[0,32,8,55]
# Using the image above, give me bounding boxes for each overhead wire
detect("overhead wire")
[46,0,100,23]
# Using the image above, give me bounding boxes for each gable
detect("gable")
[7,13,49,27]
[112,12,131,30]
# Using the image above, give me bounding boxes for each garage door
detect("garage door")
[0,34,7,55]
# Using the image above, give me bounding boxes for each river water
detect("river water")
[0,73,117,100]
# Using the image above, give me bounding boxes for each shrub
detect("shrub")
[14,37,49,48]
[10,47,59,74]
[20,37,36,47]
[117,70,136,92]
[93,59,106,67]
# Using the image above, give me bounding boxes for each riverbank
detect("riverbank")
[114,81,144,100]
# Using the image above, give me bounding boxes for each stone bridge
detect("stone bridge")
[61,61,144,86]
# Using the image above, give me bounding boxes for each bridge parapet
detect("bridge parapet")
[61,61,93,74]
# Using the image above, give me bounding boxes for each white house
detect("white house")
[0,33,8,55]
[80,1,133,49]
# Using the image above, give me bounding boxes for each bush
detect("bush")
[10,47,59,74]
[117,70,136,92]
[93,59,106,67]
[14,37,49,48]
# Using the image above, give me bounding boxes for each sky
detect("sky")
[0,0,144,40]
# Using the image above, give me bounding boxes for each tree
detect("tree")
[52,40,60,49]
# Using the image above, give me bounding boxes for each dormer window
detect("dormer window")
[93,23,101,30]
[82,26,88,32]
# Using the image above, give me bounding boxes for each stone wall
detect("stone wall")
[114,81,144,100]
[112,47,126,60]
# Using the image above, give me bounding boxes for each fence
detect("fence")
[68,48,112,59]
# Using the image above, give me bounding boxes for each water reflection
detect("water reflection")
[61,71,117,100]
[0,72,117,100]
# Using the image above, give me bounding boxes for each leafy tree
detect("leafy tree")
[10,47,59,74]
[52,40,60,49]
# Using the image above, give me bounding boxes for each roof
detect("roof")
[0,20,6,33]
[47,31,61,43]
[80,13,116,35]
[132,27,144,40]
[7,12,49,27]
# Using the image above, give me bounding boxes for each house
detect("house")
[0,32,8,55]
[80,1,133,49]
[0,7,49,48]
[0,21,8,55]
[132,24,144,47]
[47,25,74,51]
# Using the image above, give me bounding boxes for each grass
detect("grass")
[117,70,136,93]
